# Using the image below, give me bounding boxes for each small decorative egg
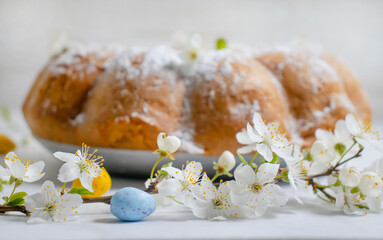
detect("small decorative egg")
[110,187,156,221]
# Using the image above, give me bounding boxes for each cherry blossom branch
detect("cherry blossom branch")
[308,147,364,180]
[0,205,30,216]
[305,145,364,202]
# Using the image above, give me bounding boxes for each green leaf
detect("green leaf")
[1,106,11,123]
[335,143,346,155]
[237,153,248,165]
[8,176,15,185]
[69,187,94,196]
[2,196,8,202]
[334,180,342,187]
[350,186,360,194]
[216,38,226,50]
[8,192,27,202]
[7,197,25,206]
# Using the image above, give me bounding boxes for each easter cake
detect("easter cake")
[23,41,372,156]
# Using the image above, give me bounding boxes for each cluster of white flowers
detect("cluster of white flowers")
[0,143,104,223]
[156,159,289,220]
[152,123,291,219]
[0,110,382,223]
[150,112,383,219]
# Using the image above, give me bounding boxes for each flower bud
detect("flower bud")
[310,140,336,164]
[339,167,361,188]
[358,171,382,197]
[217,151,236,172]
[157,133,181,154]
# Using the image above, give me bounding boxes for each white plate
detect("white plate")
[36,137,256,176]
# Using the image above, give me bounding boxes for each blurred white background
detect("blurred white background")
[1,0,383,119]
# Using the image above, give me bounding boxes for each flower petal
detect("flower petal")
[247,123,263,143]
[184,161,202,183]
[53,152,78,163]
[252,112,266,136]
[345,113,360,136]
[42,180,59,204]
[80,173,94,192]
[334,120,352,143]
[60,192,83,210]
[234,164,255,186]
[27,210,52,224]
[57,162,81,183]
[367,195,381,212]
[263,184,288,207]
[230,187,252,206]
[256,144,273,162]
[157,178,182,196]
[25,192,45,211]
[161,166,183,180]
[256,163,279,184]
[24,161,45,183]
[191,206,216,219]
[8,160,26,179]
[236,131,253,145]
[4,152,17,167]
[237,144,257,154]
[315,129,336,146]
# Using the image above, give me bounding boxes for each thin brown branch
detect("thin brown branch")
[308,147,364,180]
[82,195,112,204]
[0,205,30,216]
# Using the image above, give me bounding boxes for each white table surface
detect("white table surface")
[0,112,383,240]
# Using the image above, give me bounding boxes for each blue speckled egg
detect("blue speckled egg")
[110,187,156,221]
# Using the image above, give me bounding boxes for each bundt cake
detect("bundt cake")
[23,41,372,156]
[255,44,372,147]
[23,43,121,144]
[78,46,185,151]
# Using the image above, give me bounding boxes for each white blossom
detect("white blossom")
[228,163,288,216]
[0,152,45,183]
[236,112,292,162]
[216,151,236,173]
[339,167,361,188]
[157,161,202,205]
[25,181,82,223]
[285,145,308,204]
[314,120,359,164]
[345,113,382,152]
[332,188,368,215]
[175,34,204,75]
[189,174,244,220]
[157,133,181,157]
[54,144,102,192]
[310,140,336,164]
[358,171,382,197]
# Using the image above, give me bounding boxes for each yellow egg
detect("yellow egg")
[0,135,15,154]
[72,168,112,198]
